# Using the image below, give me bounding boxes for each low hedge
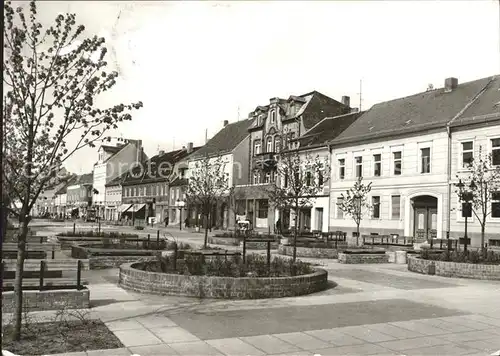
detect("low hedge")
[141,253,314,278]
[57,231,139,238]
[420,249,500,265]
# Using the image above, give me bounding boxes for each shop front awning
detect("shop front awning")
[129,203,146,213]
[117,204,132,213]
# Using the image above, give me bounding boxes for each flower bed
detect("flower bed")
[338,249,389,264]
[408,255,500,280]
[57,231,139,238]
[119,254,328,299]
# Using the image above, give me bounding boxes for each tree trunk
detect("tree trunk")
[13,216,29,340]
[481,224,485,251]
[293,206,299,262]
[204,213,209,249]
[356,223,360,246]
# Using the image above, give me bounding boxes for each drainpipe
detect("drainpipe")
[327,143,333,233]
[446,125,452,237]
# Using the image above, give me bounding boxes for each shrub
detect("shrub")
[420,249,500,265]
[134,226,145,230]
[142,240,167,250]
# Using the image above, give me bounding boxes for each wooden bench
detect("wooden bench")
[2,242,61,259]
[362,235,417,246]
[1,259,89,291]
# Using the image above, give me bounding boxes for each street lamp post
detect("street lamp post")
[176,199,186,231]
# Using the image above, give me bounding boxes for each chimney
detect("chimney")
[223,120,229,127]
[158,150,165,157]
[444,77,458,92]
[341,95,350,107]
[187,142,193,153]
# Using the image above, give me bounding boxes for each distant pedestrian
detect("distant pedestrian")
[276,218,282,235]
[164,216,169,227]
[185,217,189,228]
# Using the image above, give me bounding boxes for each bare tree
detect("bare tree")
[455,146,500,251]
[185,155,232,248]
[3,0,142,340]
[267,136,330,262]
[336,177,372,245]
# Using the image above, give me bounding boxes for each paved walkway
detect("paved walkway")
[13,226,500,355]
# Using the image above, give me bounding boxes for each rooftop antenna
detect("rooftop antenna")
[205,128,208,144]
[237,105,240,121]
[172,137,175,151]
[358,79,363,112]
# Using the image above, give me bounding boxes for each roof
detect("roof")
[190,119,253,159]
[105,171,128,187]
[450,75,500,127]
[101,145,124,154]
[331,75,497,146]
[297,111,364,149]
[77,173,93,185]
[169,177,188,187]
[54,175,78,195]
[121,147,199,186]
[248,91,350,132]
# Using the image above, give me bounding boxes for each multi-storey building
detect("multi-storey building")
[235,91,351,231]
[187,120,252,229]
[104,172,127,221]
[328,75,500,247]
[53,175,78,218]
[66,173,93,218]
[121,145,196,224]
[92,139,146,219]
[291,110,363,232]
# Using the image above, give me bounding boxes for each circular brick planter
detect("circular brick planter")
[408,255,500,280]
[278,244,341,259]
[119,262,328,299]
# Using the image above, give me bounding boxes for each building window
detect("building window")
[373,154,381,177]
[461,141,474,168]
[270,110,276,124]
[391,195,400,219]
[271,171,276,183]
[336,197,344,219]
[338,159,345,180]
[257,199,269,219]
[253,172,261,184]
[305,171,312,186]
[355,156,363,178]
[266,137,273,152]
[420,147,431,173]
[393,151,402,175]
[318,170,324,187]
[265,172,271,183]
[492,191,500,218]
[254,140,261,156]
[492,138,500,166]
[274,136,280,152]
[372,196,380,218]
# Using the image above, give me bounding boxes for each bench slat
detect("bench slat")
[2,259,89,271]
[2,243,61,251]
[2,278,89,287]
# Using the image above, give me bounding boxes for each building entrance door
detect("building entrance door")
[315,208,323,232]
[413,195,438,240]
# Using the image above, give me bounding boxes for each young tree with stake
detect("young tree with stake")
[336,177,372,245]
[267,133,330,262]
[3,0,142,340]
[185,155,232,248]
[455,146,500,251]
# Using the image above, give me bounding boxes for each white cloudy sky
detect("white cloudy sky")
[16,1,500,174]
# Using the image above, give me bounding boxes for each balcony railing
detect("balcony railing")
[253,152,277,170]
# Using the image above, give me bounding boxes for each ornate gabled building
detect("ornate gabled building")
[234,91,352,231]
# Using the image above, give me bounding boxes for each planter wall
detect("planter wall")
[338,252,389,264]
[119,262,328,299]
[71,244,159,269]
[208,236,239,246]
[278,244,340,259]
[2,289,90,312]
[408,255,500,280]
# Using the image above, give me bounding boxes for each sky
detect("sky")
[14,0,500,174]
